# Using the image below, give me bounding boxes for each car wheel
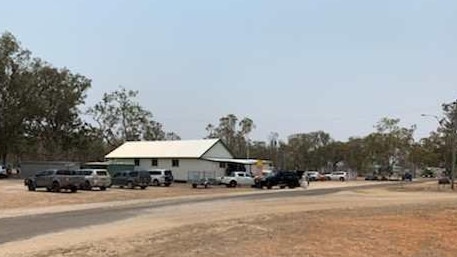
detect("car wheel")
[288,184,296,189]
[52,181,60,193]
[267,182,272,189]
[152,180,159,187]
[27,182,36,191]
[279,185,285,189]
[192,184,197,188]
[229,181,237,188]
[84,181,92,190]
[127,181,134,189]
[71,186,78,193]
[140,186,146,190]
[339,177,345,182]
[46,187,51,192]
[164,183,171,187]
[100,186,106,191]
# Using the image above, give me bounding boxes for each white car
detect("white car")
[325,171,348,181]
[305,171,321,181]
[149,169,173,187]
[220,171,255,187]
[0,165,8,178]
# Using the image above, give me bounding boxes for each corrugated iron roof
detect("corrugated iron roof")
[105,139,221,159]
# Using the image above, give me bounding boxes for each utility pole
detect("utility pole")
[451,101,457,190]
[452,133,456,190]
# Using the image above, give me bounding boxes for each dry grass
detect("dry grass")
[30,202,457,257]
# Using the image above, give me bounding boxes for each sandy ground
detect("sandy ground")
[1,181,457,257]
[0,178,391,215]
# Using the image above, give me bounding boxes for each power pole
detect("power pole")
[452,134,456,190]
[451,101,457,190]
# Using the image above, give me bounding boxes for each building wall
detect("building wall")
[142,158,225,181]
[109,158,226,181]
[202,141,233,159]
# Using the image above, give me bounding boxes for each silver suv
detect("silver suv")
[149,169,173,187]
[25,169,80,193]
[76,169,112,191]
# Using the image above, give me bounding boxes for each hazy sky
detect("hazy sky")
[1,0,456,142]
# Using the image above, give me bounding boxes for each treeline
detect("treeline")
[2,31,456,174]
[0,32,178,164]
[208,108,457,175]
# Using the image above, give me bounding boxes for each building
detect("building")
[105,139,270,182]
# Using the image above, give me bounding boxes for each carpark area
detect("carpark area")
[0,178,386,210]
[0,179,255,210]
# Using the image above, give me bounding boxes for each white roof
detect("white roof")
[105,139,222,159]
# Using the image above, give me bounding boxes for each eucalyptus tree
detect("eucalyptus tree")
[205,114,255,157]
[88,87,175,149]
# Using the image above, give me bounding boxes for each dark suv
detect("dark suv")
[257,171,300,189]
[111,170,151,189]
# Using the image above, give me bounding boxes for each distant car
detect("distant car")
[305,171,321,181]
[325,171,348,182]
[111,170,151,189]
[365,175,379,181]
[76,169,112,190]
[402,172,413,181]
[257,171,300,189]
[149,169,173,187]
[438,177,450,184]
[0,165,7,178]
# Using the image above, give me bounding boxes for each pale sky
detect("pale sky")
[1,0,456,142]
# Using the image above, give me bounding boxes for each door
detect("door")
[112,172,122,185]
[34,171,47,187]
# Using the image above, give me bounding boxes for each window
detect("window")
[172,159,179,167]
[150,171,161,175]
[219,162,226,168]
[134,159,140,166]
[151,159,158,167]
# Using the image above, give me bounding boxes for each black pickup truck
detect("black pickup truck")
[256,171,301,189]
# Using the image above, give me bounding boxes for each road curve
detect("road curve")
[0,182,401,244]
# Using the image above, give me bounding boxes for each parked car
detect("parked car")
[76,169,112,190]
[257,171,300,189]
[364,174,379,181]
[402,172,413,181]
[304,171,321,181]
[149,169,173,187]
[438,176,450,184]
[0,165,7,178]
[111,170,151,189]
[220,171,255,187]
[325,171,348,181]
[24,169,80,193]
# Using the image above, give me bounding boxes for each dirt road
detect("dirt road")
[1,181,457,257]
